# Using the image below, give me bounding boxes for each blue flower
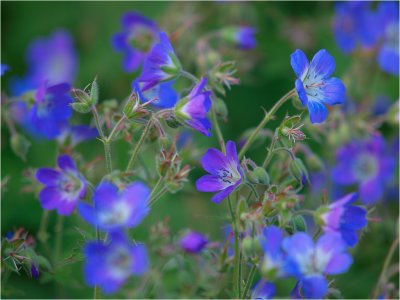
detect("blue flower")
[251,280,275,299]
[36,155,86,215]
[196,140,242,203]
[258,226,285,278]
[282,233,353,299]
[376,1,399,76]
[25,83,73,139]
[235,26,257,50]
[58,125,98,147]
[1,64,9,76]
[132,79,178,108]
[180,231,208,254]
[84,231,148,294]
[331,135,396,204]
[317,193,367,247]
[290,49,346,123]
[26,29,77,88]
[333,2,379,53]
[112,12,159,72]
[139,32,182,87]
[78,181,150,231]
[175,78,212,136]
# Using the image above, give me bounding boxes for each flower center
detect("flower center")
[108,247,132,280]
[353,153,378,181]
[59,172,83,201]
[36,97,54,117]
[99,201,131,226]
[217,164,241,186]
[129,26,154,52]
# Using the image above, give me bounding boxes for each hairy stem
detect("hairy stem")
[211,106,226,154]
[262,130,279,168]
[238,89,296,159]
[242,264,257,299]
[180,70,200,83]
[372,236,399,298]
[106,115,126,143]
[103,143,112,173]
[126,119,153,172]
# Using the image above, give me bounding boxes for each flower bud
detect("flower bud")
[71,102,91,113]
[242,236,255,258]
[213,98,228,120]
[291,215,307,233]
[90,78,99,106]
[289,158,309,185]
[11,134,31,161]
[123,93,147,119]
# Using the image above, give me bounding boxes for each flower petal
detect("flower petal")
[324,253,353,275]
[295,78,308,106]
[131,244,149,275]
[200,148,227,175]
[211,185,235,203]
[359,178,383,204]
[290,49,309,80]
[309,49,336,79]
[321,77,346,105]
[57,155,76,170]
[307,100,328,123]
[196,175,225,192]
[300,275,328,299]
[39,186,62,210]
[36,168,61,185]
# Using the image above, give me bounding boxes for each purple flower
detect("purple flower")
[376,1,399,76]
[25,29,77,87]
[78,181,150,231]
[180,231,208,254]
[36,155,86,215]
[58,125,98,147]
[84,231,148,294]
[235,26,257,50]
[31,264,39,279]
[317,193,367,247]
[251,280,276,299]
[333,2,380,53]
[139,32,182,87]
[1,64,9,76]
[331,135,396,204]
[196,140,242,203]
[283,233,353,299]
[25,83,73,139]
[175,78,212,136]
[258,226,285,278]
[132,79,178,108]
[290,49,346,123]
[112,12,159,72]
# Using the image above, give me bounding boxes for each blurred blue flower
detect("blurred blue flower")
[180,231,208,254]
[112,12,159,72]
[235,26,257,50]
[282,233,352,299]
[318,192,367,247]
[36,155,86,215]
[84,231,148,294]
[132,79,178,108]
[78,181,150,231]
[139,32,182,87]
[251,280,276,299]
[377,1,399,76]
[331,135,396,204]
[23,83,73,139]
[258,226,285,278]
[175,78,212,136]
[1,64,9,76]
[333,2,379,53]
[290,49,346,123]
[196,140,242,203]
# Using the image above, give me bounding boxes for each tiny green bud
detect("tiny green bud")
[253,167,270,185]
[166,115,183,129]
[123,94,140,119]
[289,158,309,185]
[242,236,254,258]
[90,78,99,106]
[71,102,91,114]
[292,215,307,232]
[214,98,228,119]
[11,134,31,161]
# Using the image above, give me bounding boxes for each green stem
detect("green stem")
[292,209,315,217]
[242,264,257,299]
[180,70,200,83]
[211,106,226,154]
[91,106,105,140]
[372,236,399,299]
[54,215,64,266]
[94,285,101,299]
[126,119,153,172]
[106,115,126,143]
[262,130,279,168]
[103,142,112,173]
[228,196,240,298]
[38,210,49,243]
[150,176,165,199]
[238,89,296,159]
[149,186,168,207]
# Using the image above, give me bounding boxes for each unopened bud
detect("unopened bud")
[289,158,309,185]
[11,134,31,161]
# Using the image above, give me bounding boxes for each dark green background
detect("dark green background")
[1,1,398,299]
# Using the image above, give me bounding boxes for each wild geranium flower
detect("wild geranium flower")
[180,231,208,254]
[290,49,346,123]
[258,226,285,278]
[331,135,395,204]
[139,32,182,87]
[196,140,242,203]
[84,231,148,294]
[78,181,150,231]
[283,233,352,299]
[251,280,276,299]
[333,2,379,53]
[132,79,178,108]
[58,125,98,147]
[112,12,159,72]
[316,193,367,247]
[26,83,73,139]
[175,78,212,136]
[25,29,77,87]
[377,1,399,76]
[36,155,86,215]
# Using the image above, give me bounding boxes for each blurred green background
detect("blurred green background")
[1,1,398,299]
